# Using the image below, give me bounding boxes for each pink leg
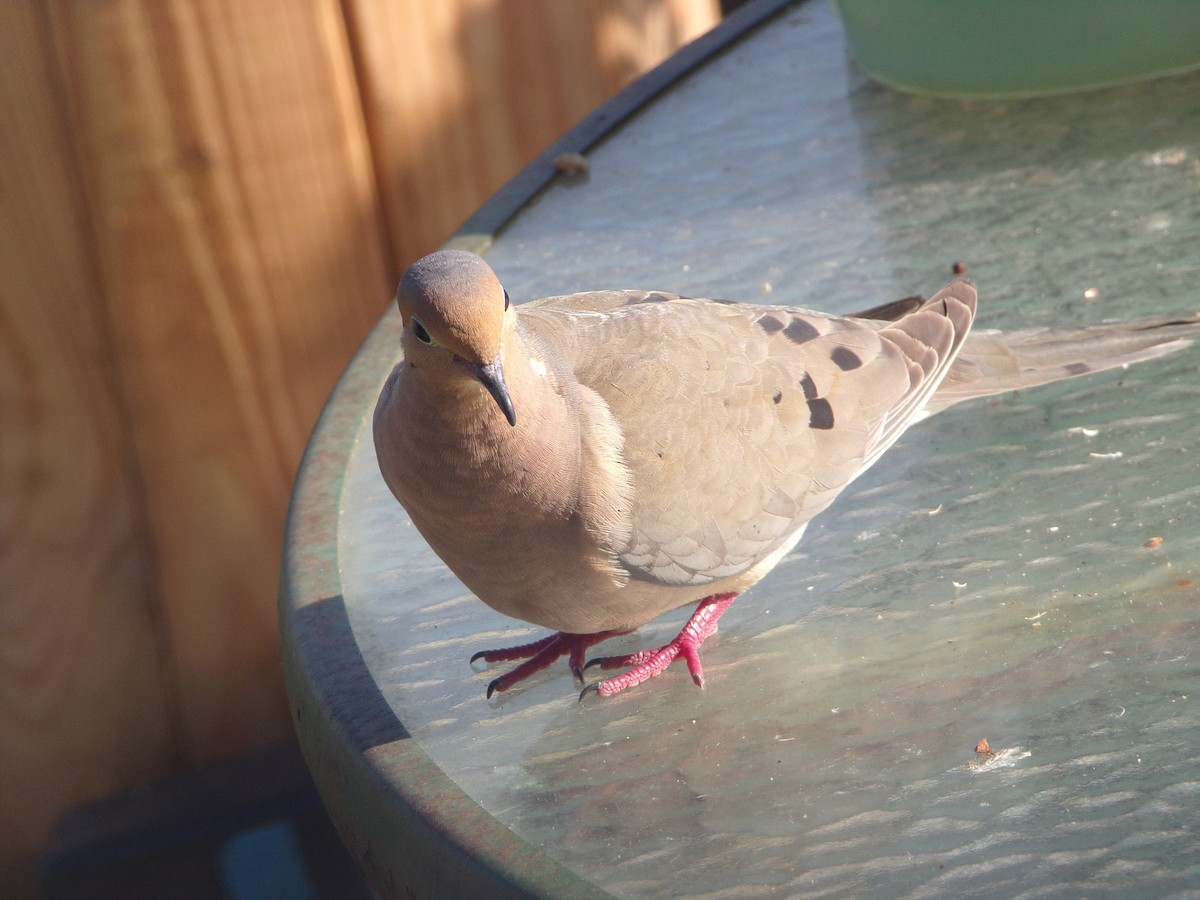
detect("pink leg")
[580,593,738,700]
[470,630,621,698]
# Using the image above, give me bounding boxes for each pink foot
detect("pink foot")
[471,630,621,698]
[580,593,738,700]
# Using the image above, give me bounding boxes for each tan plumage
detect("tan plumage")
[372,250,1200,699]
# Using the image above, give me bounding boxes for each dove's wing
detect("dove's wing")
[519,282,976,587]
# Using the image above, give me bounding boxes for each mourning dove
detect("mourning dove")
[373,250,1199,700]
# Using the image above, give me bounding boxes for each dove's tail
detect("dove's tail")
[922,311,1200,416]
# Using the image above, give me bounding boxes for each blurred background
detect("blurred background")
[0,1,729,895]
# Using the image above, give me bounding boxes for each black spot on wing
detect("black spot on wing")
[772,390,782,404]
[808,397,834,430]
[758,314,784,334]
[784,317,820,344]
[830,346,862,371]
[1064,361,1091,375]
[849,295,924,321]
[624,291,680,306]
[800,370,834,428]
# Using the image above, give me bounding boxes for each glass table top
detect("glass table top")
[284,1,1200,895]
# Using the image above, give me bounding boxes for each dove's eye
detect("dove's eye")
[503,289,511,311]
[411,317,433,345]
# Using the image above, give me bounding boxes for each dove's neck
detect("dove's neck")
[401,327,586,521]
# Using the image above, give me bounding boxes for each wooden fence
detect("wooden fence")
[0,1,718,892]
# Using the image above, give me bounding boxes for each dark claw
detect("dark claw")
[486,678,501,699]
[578,681,602,703]
[582,656,604,673]
[470,650,490,666]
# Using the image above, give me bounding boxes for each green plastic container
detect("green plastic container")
[834,0,1200,97]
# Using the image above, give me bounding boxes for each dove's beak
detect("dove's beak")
[472,358,517,427]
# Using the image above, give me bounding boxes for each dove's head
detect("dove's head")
[396,250,517,426]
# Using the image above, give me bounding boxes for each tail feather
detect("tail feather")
[924,313,1200,416]
[868,282,977,464]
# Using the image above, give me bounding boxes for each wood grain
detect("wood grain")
[345,0,719,266]
[42,0,395,770]
[0,5,177,895]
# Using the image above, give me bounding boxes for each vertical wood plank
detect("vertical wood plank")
[0,5,177,896]
[344,0,720,266]
[43,0,394,765]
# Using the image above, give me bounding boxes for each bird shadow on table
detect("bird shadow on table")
[289,593,412,754]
